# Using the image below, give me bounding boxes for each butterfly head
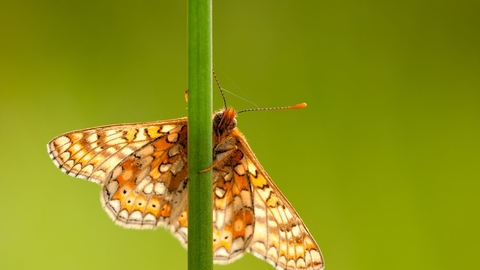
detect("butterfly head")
[213,108,237,138]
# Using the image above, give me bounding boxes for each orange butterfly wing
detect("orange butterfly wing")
[210,108,324,269]
[240,138,324,269]
[47,118,190,244]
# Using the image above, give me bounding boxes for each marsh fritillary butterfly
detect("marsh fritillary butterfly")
[47,82,324,270]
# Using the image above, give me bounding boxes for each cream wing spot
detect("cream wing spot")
[71,163,82,174]
[59,152,71,163]
[247,162,257,177]
[295,244,305,260]
[139,155,154,168]
[234,163,246,176]
[64,160,75,171]
[52,135,71,147]
[287,241,295,259]
[215,187,226,198]
[128,211,143,222]
[168,144,180,157]
[170,159,184,175]
[80,152,95,163]
[305,250,313,268]
[231,237,245,253]
[104,130,117,137]
[278,256,287,269]
[267,247,278,261]
[71,149,87,161]
[284,207,295,220]
[136,145,155,158]
[133,128,148,141]
[287,259,296,269]
[144,213,157,224]
[268,215,278,230]
[214,247,230,258]
[120,147,136,158]
[118,209,129,221]
[79,164,94,177]
[250,241,267,257]
[70,143,82,153]
[215,209,225,230]
[169,125,184,134]
[160,164,171,173]
[160,125,176,133]
[224,168,234,181]
[239,190,250,206]
[296,258,306,269]
[167,133,179,143]
[111,166,123,180]
[69,132,84,141]
[144,183,154,194]
[310,250,322,266]
[106,180,119,198]
[85,133,99,143]
[108,199,121,214]
[154,182,166,196]
[292,224,302,238]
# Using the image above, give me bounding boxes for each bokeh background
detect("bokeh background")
[1,1,479,269]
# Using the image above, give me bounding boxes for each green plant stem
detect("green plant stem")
[187,0,212,269]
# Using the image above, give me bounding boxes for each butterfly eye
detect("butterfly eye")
[213,112,223,128]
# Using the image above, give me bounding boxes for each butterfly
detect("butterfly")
[47,86,324,270]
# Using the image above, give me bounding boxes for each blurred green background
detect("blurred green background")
[1,0,479,269]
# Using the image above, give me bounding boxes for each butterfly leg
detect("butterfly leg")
[199,145,238,173]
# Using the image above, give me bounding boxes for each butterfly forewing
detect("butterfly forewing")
[47,107,324,270]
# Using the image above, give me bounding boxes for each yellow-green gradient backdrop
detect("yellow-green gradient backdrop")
[1,1,478,269]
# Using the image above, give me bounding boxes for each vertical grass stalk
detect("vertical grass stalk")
[187,0,213,269]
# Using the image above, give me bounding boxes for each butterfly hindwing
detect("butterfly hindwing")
[101,121,189,242]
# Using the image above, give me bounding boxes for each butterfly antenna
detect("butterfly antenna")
[237,102,307,114]
[213,69,228,109]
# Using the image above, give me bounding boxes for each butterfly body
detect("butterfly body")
[48,107,324,270]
